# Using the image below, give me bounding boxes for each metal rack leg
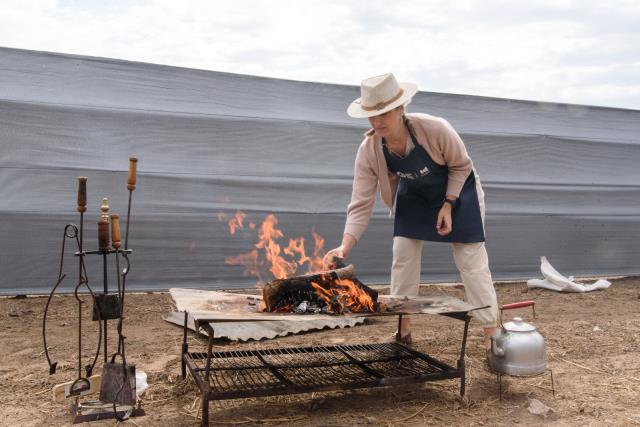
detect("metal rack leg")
[396,314,403,341]
[458,315,471,396]
[181,311,188,380]
[201,394,209,427]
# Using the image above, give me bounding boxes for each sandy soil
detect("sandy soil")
[1,277,639,427]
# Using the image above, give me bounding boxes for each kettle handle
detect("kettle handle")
[500,300,536,325]
[501,300,535,311]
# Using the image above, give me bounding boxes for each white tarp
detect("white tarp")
[1,47,640,295]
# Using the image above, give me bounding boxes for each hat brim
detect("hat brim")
[347,82,418,118]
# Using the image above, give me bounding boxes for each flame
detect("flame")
[310,228,325,272]
[310,278,376,313]
[224,250,264,284]
[228,211,246,235]
[254,214,298,279]
[284,237,310,266]
[220,211,326,286]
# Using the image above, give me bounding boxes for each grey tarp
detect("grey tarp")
[1,47,639,295]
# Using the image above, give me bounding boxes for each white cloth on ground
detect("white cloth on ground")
[527,256,611,292]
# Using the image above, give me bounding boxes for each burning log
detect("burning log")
[261,264,379,314]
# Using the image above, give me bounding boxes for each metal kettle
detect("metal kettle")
[489,301,546,376]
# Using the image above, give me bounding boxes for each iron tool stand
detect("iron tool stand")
[42,157,145,423]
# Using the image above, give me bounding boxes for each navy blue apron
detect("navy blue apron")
[382,128,485,243]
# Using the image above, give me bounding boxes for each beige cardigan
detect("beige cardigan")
[343,112,474,241]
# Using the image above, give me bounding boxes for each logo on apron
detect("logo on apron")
[396,166,429,180]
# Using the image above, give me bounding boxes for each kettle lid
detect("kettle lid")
[503,317,536,332]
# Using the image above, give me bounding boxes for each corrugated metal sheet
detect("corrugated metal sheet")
[163,311,366,342]
[164,288,366,341]
[164,288,478,341]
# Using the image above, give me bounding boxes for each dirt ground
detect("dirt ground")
[1,276,639,427]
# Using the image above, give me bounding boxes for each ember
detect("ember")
[311,278,377,313]
[261,265,379,314]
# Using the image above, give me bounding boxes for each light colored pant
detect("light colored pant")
[390,176,499,328]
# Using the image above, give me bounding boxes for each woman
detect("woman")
[324,73,499,349]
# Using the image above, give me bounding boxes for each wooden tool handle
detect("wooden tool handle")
[52,374,101,403]
[98,219,110,252]
[77,177,88,213]
[110,214,121,249]
[127,156,138,190]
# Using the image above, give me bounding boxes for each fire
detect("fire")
[284,237,310,266]
[221,211,326,286]
[310,228,325,272]
[310,279,376,313]
[224,250,263,284]
[228,211,246,235]
[255,214,298,279]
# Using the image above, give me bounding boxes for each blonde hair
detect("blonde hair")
[364,105,415,137]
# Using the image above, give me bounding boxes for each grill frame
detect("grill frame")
[180,311,471,426]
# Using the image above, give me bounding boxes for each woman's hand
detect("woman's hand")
[323,234,356,269]
[323,246,347,270]
[436,204,453,236]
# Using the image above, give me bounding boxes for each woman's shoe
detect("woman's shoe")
[393,331,413,345]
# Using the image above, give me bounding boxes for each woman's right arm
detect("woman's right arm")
[344,143,379,242]
[324,142,378,267]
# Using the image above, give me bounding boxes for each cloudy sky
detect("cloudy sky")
[2,0,639,109]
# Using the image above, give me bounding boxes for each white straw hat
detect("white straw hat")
[347,73,418,118]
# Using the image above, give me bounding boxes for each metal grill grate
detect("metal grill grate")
[180,311,472,427]
[184,342,459,400]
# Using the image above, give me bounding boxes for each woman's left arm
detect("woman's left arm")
[435,118,473,199]
[433,118,472,236]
